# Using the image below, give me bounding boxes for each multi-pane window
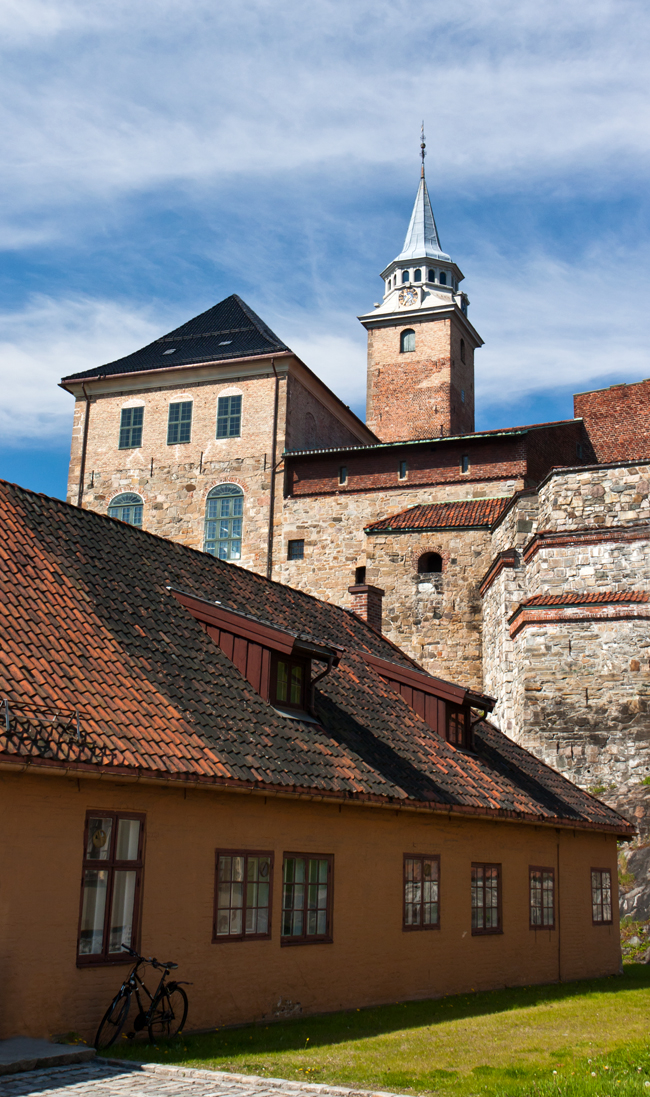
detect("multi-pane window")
[404,855,440,930]
[282,854,332,943]
[119,406,144,449]
[471,863,501,934]
[216,395,242,439]
[167,401,193,445]
[204,484,243,559]
[288,539,304,560]
[591,868,613,924]
[530,867,555,928]
[271,654,308,711]
[447,706,469,748]
[108,493,143,528]
[77,813,144,964]
[213,851,273,941]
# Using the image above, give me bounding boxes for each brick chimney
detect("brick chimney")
[348,584,385,633]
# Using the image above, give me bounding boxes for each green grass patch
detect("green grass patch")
[101,965,650,1097]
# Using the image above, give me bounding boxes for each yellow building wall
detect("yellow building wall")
[0,770,621,1041]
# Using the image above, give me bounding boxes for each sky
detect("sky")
[1,0,649,499]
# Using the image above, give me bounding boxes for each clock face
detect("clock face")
[399,287,418,307]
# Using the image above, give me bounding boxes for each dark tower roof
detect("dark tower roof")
[61,294,291,383]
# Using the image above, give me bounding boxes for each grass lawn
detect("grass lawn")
[101,964,650,1097]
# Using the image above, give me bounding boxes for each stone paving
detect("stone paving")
[0,1060,400,1097]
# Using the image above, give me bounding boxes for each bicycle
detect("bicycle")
[94,944,190,1049]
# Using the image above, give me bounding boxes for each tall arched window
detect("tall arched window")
[204,484,243,560]
[402,270,409,284]
[400,329,416,353]
[428,269,436,283]
[418,552,443,574]
[460,338,466,364]
[108,493,143,528]
[439,271,447,285]
[414,268,422,282]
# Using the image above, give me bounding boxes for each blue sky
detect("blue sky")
[1,0,649,499]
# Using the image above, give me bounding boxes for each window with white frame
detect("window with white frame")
[204,484,243,559]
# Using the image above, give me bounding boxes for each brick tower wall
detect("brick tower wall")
[574,379,650,464]
[365,315,475,442]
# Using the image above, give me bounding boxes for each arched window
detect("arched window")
[414,268,422,282]
[418,552,443,574]
[439,271,447,285]
[108,493,143,528]
[402,270,409,284]
[428,269,436,283]
[460,338,466,364]
[204,484,243,560]
[400,329,416,353]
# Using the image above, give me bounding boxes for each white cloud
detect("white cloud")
[0,0,649,230]
[0,296,160,441]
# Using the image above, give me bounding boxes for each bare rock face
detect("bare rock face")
[603,784,650,845]
[620,847,650,921]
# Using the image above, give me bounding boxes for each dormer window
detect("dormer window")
[447,705,470,748]
[414,268,422,282]
[402,270,409,284]
[272,653,308,711]
[439,271,447,285]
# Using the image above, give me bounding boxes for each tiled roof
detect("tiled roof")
[0,480,632,834]
[523,592,649,607]
[365,497,511,533]
[61,295,290,382]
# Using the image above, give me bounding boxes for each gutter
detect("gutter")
[76,383,91,508]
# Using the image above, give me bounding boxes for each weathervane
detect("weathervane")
[420,122,426,178]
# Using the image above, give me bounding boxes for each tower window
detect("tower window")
[167,401,193,445]
[288,539,304,560]
[339,465,348,485]
[414,268,422,282]
[204,483,243,560]
[428,269,436,283]
[354,565,366,585]
[439,271,447,285]
[216,394,242,439]
[398,460,408,480]
[119,406,144,450]
[460,338,466,364]
[461,455,470,474]
[108,493,143,528]
[400,329,416,353]
[418,552,442,574]
[402,270,409,284]
[461,389,465,404]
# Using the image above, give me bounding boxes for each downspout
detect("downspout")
[556,836,562,983]
[266,359,279,579]
[77,383,91,508]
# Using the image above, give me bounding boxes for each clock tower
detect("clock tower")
[359,132,483,442]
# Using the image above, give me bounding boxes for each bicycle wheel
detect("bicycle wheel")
[95,989,132,1049]
[148,985,188,1042]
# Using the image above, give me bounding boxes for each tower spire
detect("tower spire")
[420,121,426,179]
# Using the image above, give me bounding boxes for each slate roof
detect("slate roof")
[61,295,290,382]
[0,479,632,834]
[522,592,649,607]
[365,497,512,534]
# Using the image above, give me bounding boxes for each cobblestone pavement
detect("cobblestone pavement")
[0,1061,400,1097]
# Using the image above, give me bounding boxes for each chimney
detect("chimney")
[348,584,384,633]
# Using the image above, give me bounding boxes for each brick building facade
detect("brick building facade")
[61,162,650,805]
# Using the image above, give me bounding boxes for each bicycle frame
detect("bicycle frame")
[121,957,174,1031]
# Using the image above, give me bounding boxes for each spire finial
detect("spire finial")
[420,122,426,178]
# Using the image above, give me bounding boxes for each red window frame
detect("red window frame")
[403,854,440,932]
[471,862,502,935]
[281,852,333,946]
[213,849,274,943]
[270,652,309,711]
[77,811,145,966]
[591,868,613,925]
[529,866,555,929]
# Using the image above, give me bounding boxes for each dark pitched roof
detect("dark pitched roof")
[365,497,511,534]
[61,295,290,382]
[0,480,632,834]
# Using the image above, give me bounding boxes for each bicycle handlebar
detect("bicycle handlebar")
[121,943,178,969]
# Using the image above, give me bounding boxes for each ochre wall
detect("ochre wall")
[0,770,620,1042]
